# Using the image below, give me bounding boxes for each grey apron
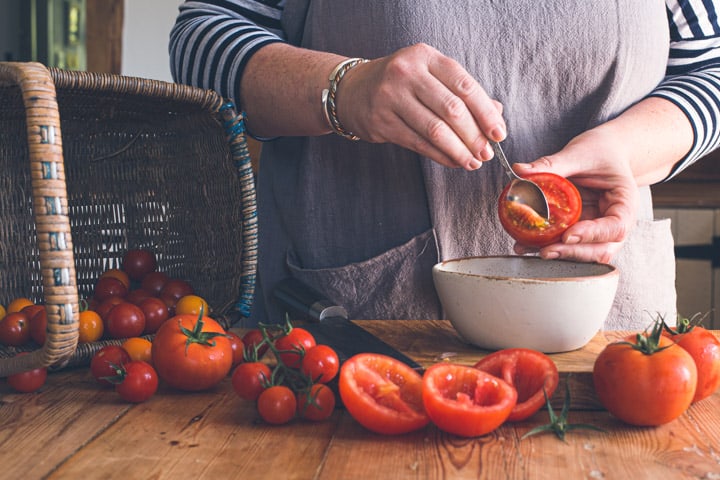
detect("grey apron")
[253,0,675,331]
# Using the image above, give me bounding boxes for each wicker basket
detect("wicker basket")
[0,62,257,376]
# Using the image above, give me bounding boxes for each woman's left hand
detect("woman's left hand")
[512,127,638,264]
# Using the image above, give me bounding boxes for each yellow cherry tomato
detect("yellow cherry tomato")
[7,297,34,314]
[78,309,104,343]
[121,337,153,364]
[100,268,131,290]
[174,295,210,317]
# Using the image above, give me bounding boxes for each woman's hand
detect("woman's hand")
[512,127,638,264]
[338,43,506,170]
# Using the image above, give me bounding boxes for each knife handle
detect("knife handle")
[273,277,349,322]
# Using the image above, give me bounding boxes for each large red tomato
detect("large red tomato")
[151,314,233,391]
[423,363,517,437]
[498,172,581,247]
[338,353,429,435]
[593,332,697,426]
[473,348,559,422]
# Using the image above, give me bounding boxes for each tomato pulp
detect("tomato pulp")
[498,172,581,247]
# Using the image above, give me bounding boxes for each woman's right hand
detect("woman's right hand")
[334,43,507,170]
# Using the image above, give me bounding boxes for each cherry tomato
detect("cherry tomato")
[138,297,169,334]
[100,268,131,290]
[423,363,517,437]
[0,312,31,346]
[105,302,146,339]
[7,365,47,393]
[226,331,245,368]
[274,327,316,368]
[93,276,129,303]
[593,333,697,426]
[140,271,169,296]
[498,172,582,247]
[297,383,336,421]
[125,288,154,306]
[338,353,429,435]
[242,329,269,360]
[122,248,158,282]
[7,297,34,314]
[174,294,210,317]
[232,361,272,401]
[90,345,132,387]
[20,304,44,324]
[473,348,559,422]
[159,279,195,315]
[257,385,297,425]
[151,314,233,391]
[28,307,47,345]
[121,337,153,364]
[114,360,158,403]
[95,296,126,323]
[664,320,720,403]
[78,309,104,343]
[301,345,340,384]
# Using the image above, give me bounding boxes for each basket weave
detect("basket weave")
[0,62,257,376]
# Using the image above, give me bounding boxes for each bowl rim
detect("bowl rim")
[432,255,619,283]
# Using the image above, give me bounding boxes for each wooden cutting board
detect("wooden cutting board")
[355,320,642,411]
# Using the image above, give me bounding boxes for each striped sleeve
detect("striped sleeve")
[169,0,287,107]
[650,0,720,179]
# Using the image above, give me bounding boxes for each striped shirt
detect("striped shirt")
[170,0,720,179]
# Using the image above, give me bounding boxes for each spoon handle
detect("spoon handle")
[489,141,519,181]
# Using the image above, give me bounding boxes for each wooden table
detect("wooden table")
[1,320,719,480]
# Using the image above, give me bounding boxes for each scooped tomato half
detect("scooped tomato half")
[498,172,581,247]
[423,363,517,437]
[338,353,429,435]
[473,348,559,422]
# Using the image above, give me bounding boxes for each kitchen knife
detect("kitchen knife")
[273,277,423,371]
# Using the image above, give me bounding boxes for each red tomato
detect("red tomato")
[159,279,195,315]
[140,271,169,296]
[95,296,126,322]
[473,348,559,422]
[593,333,697,426]
[151,314,233,391]
[90,345,132,387]
[122,248,158,282]
[274,327,316,368]
[0,312,31,346]
[28,307,48,345]
[7,365,47,393]
[226,331,245,368]
[104,302,146,339]
[138,297,169,334]
[338,353,429,435]
[242,329,269,360]
[301,345,340,383]
[232,361,272,401]
[100,268,131,289]
[125,288,154,306]
[257,385,297,425]
[297,383,336,421]
[93,276,128,303]
[665,324,720,403]
[114,360,159,403]
[423,363,517,437]
[498,172,582,247]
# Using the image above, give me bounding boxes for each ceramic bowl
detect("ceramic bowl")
[432,256,619,353]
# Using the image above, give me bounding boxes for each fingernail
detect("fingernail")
[565,235,580,244]
[491,125,506,142]
[543,251,560,259]
[482,143,494,160]
[468,159,482,170]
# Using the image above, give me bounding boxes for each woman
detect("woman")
[170,1,720,329]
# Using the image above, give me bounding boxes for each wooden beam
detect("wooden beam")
[86,0,123,73]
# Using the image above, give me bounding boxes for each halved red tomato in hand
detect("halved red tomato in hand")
[473,348,559,422]
[422,363,517,437]
[498,172,581,247]
[338,353,429,435]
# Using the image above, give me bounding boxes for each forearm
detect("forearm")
[239,43,346,138]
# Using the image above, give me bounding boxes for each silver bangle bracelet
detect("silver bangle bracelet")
[321,57,369,141]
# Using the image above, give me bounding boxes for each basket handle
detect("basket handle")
[0,62,79,376]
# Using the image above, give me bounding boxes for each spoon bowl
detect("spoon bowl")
[490,141,550,219]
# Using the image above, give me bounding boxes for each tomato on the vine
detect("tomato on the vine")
[274,327,316,368]
[242,328,269,360]
[105,302,146,339]
[114,360,158,403]
[593,322,697,426]
[151,314,232,391]
[0,312,31,346]
[90,345,132,387]
[226,331,245,367]
[297,383,336,421]
[122,248,158,282]
[301,345,339,384]
[338,353,429,435]
[423,363,517,437]
[232,361,271,401]
[498,172,581,247]
[473,348,559,422]
[257,385,297,425]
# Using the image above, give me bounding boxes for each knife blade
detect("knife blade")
[272,277,423,371]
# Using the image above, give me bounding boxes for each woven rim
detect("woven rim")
[0,62,258,375]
